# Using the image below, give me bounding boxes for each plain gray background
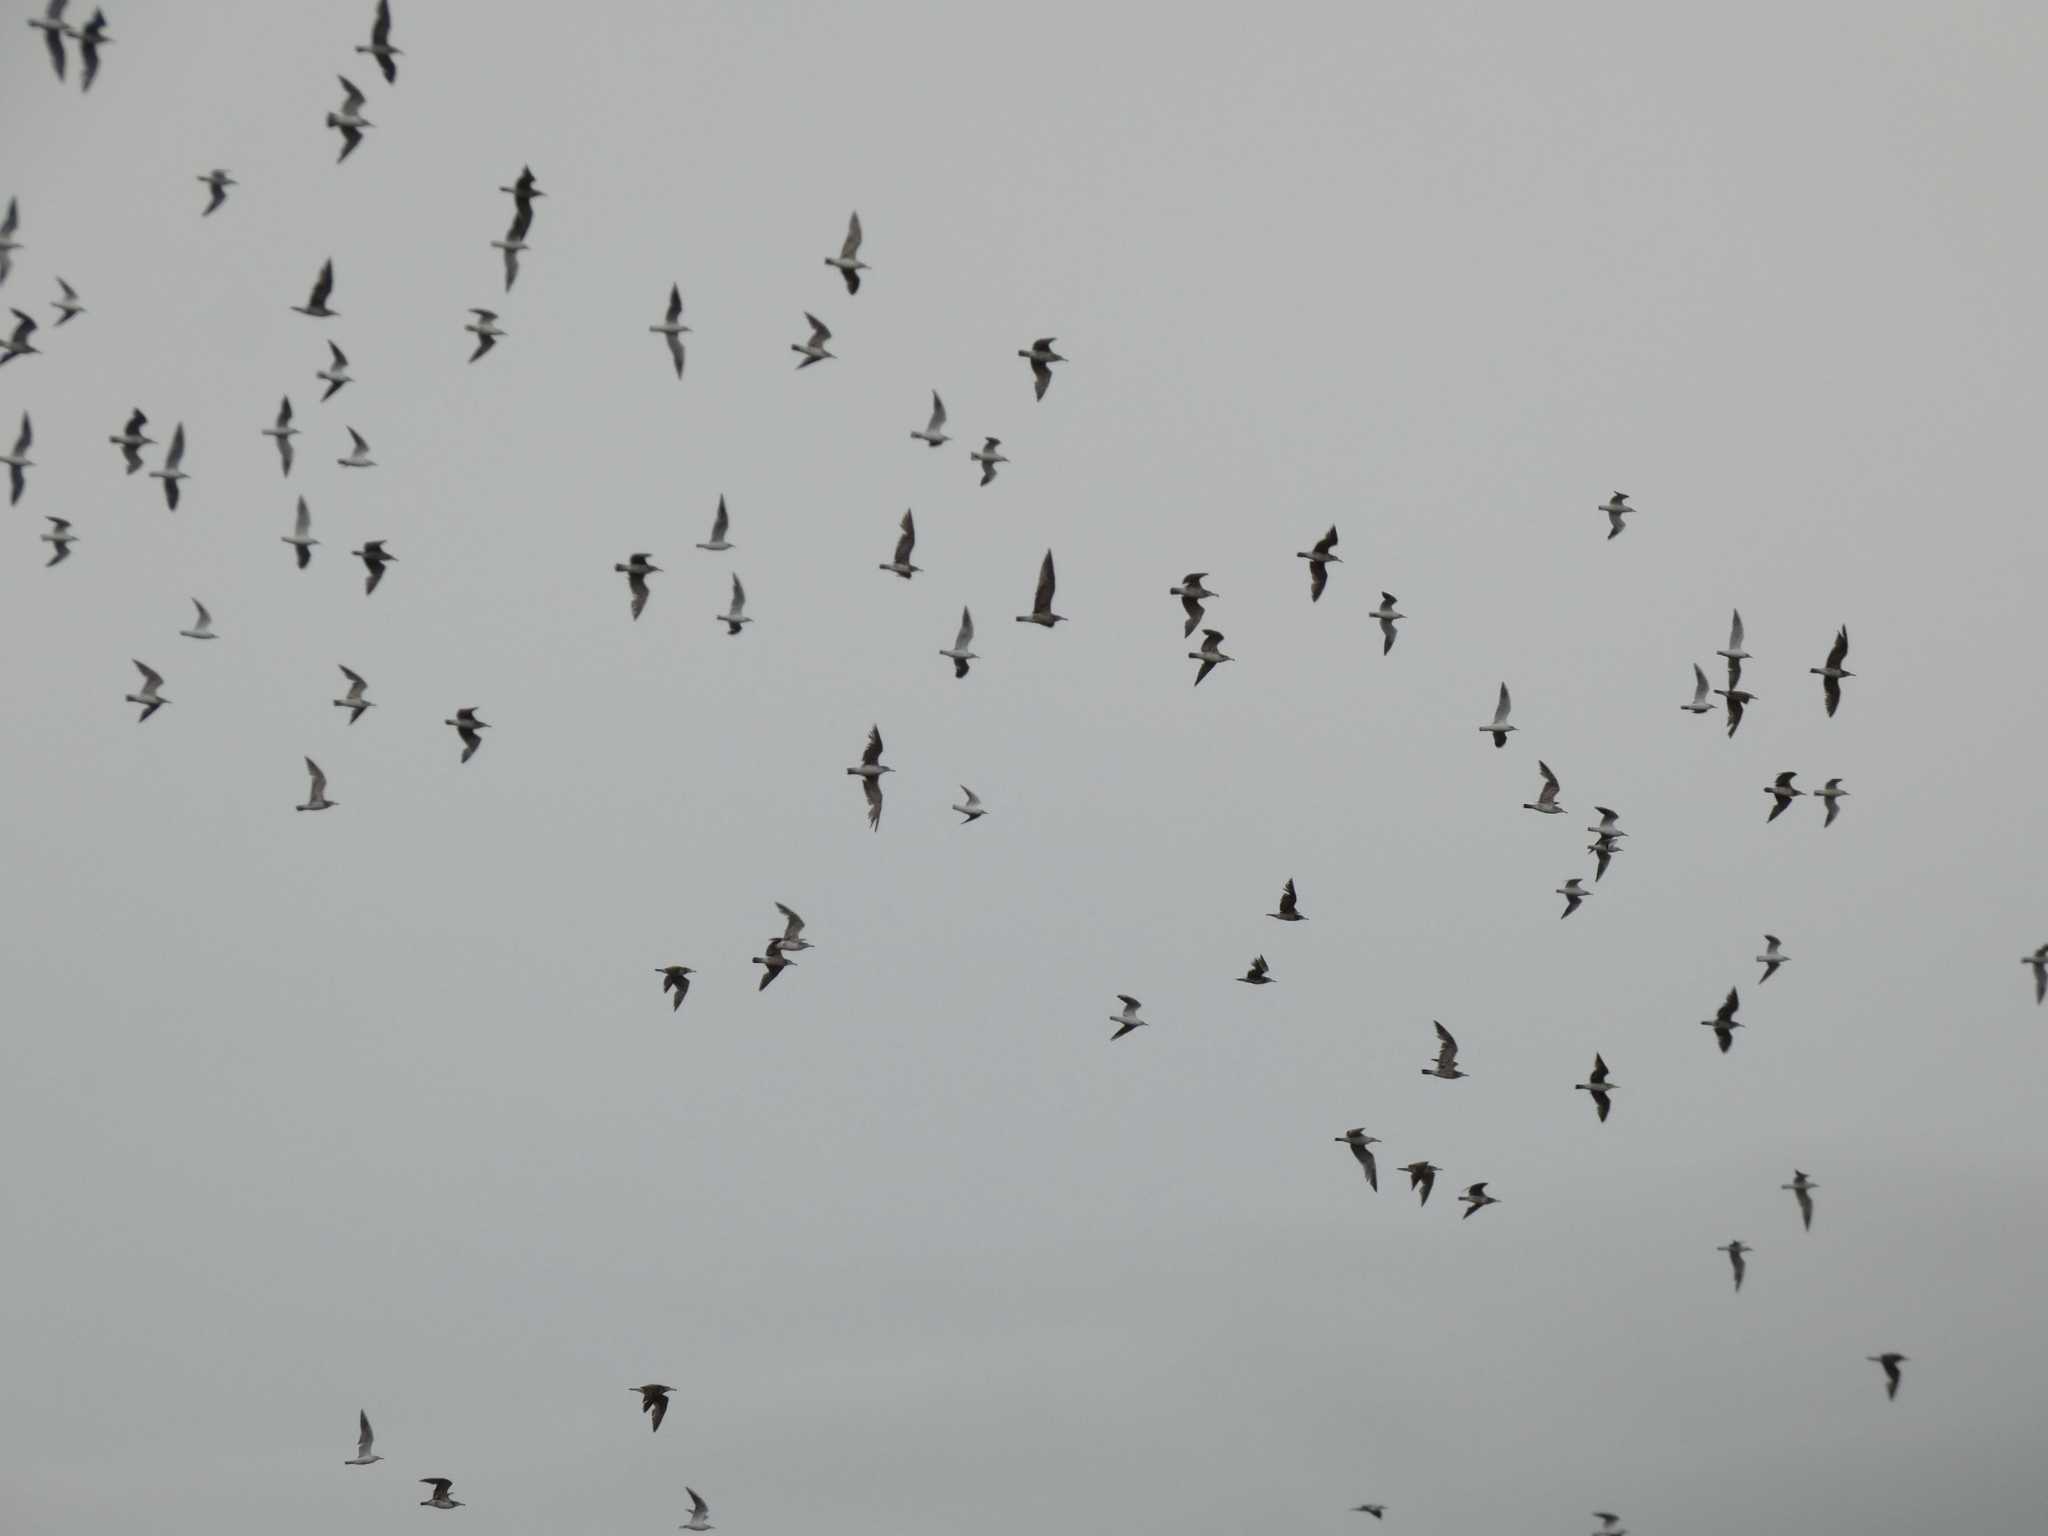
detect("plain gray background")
[4,2,2047,1531]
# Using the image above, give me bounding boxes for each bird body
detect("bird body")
[1811,626,1853,716]
[1719,1239,1752,1292]
[355,0,400,83]
[719,574,751,634]
[1765,771,1802,822]
[1169,572,1216,637]
[1702,987,1742,1053]
[179,599,217,640]
[284,497,318,567]
[1370,591,1403,653]
[1600,491,1633,539]
[40,515,75,566]
[125,660,166,721]
[338,427,375,468]
[327,77,372,160]
[1333,1128,1378,1188]
[1402,1160,1440,1206]
[1682,662,1714,713]
[2,411,32,504]
[1556,878,1587,918]
[1782,1170,1817,1231]
[1757,934,1787,983]
[1268,878,1305,921]
[335,665,373,722]
[846,726,891,830]
[419,1478,463,1510]
[199,169,235,216]
[110,407,154,473]
[292,259,338,318]
[1868,1353,1907,1400]
[1239,954,1274,985]
[650,284,689,377]
[317,341,352,400]
[1422,1020,1466,1078]
[465,309,503,362]
[262,397,297,475]
[1817,777,1849,827]
[353,540,395,594]
[1459,1181,1499,1219]
[633,1383,674,1432]
[970,436,1007,486]
[1524,759,1564,814]
[658,966,695,1011]
[50,276,82,324]
[1481,682,1515,746]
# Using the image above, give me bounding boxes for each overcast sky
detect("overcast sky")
[5,2,2048,1532]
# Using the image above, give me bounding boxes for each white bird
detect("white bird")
[446,707,489,763]
[125,659,167,722]
[1817,777,1849,828]
[353,540,395,595]
[1523,760,1564,814]
[718,574,751,635]
[1422,1020,1465,1079]
[50,276,82,324]
[1480,682,1515,747]
[826,211,868,294]
[343,1409,382,1465]
[615,553,660,619]
[650,284,689,378]
[179,599,217,640]
[1369,591,1403,654]
[1018,336,1065,400]
[317,341,352,400]
[262,397,297,476]
[879,510,919,578]
[40,514,75,566]
[1681,662,1714,714]
[1459,1181,1499,1219]
[679,1487,713,1531]
[1719,1239,1752,1292]
[1169,572,1216,638]
[953,786,986,824]
[1782,1170,1818,1232]
[2024,942,2048,1006]
[1108,994,1148,1041]
[1812,626,1854,717]
[335,665,373,723]
[1599,491,1632,539]
[198,169,235,216]
[337,427,375,468]
[297,757,336,812]
[419,1478,463,1510]
[149,423,188,510]
[696,495,733,551]
[1333,1128,1378,1188]
[847,725,891,831]
[284,497,318,568]
[2,411,31,504]
[109,407,154,473]
[970,436,1007,486]
[910,390,949,446]
[772,902,812,953]
[791,311,834,367]
[1586,806,1624,841]
[1717,608,1749,683]
[1015,549,1064,627]
[465,309,503,362]
[1188,628,1231,686]
[292,258,338,318]
[1296,525,1340,601]
[327,76,372,161]
[940,608,977,679]
[1757,934,1788,984]
[356,0,400,83]
[1556,877,1588,919]
[1576,1054,1615,1122]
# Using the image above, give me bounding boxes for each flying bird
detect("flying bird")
[317,341,352,400]
[650,284,689,377]
[1817,777,1849,827]
[1333,1128,1378,1188]
[1459,1181,1499,1219]
[292,259,338,318]
[718,574,751,635]
[753,938,795,990]
[1296,525,1340,601]
[490,204,529,291]
[0,198,19,287]
[1719,1240,1752,1292]
[109,408,154,473]
[879,510,920,578]
[770,903,812,952]
[1782,1170,1817,1232]
[1018,337,1065,399]
[2024,943,2048,1006]
[284,497,318,568]
[29,0,67,81]
[352,539,395,594]
[1401,1161,1440,1207]
[1867,1353,1907,1401]
[632,1384,674,1433]
[1108,995,1148,1041]
[343,1410,381,1465]
[338,427,375,468]
[953,787,986,824]
[73,4,110,89]
[1370,592,1403,654]
[198,169,235,215]
[1715,686,1755,738]
[465,309,503,361]
[970,436,1008,486]
[1268,879,1305,922]
[1015,549,1064,627]
[50,276,81,324]
[1576,1054,1615,1122]
[1764,771,1802,822]
[149,423,188,509]
[1480,682,1515,747]
[1351,1506,1385,1520]
[1168,573,1216,637]
[1523,760,1564,814]
[826,211,868,293]
[1681,663,1714,714]
[0,306,36,363]
[791,311,834,367]
[1238,954,1274,985]
[680,1487,713,1531]
[1593,1514,1626,1535]
[1757,934,1788,984]
[1586,807,1625,841]
[446,707,489,763]
[327,77,372,161]
[910,390,948,446]
[2,412,30,504]
[615,553,660,619]
[419,1478,463,1510]
[501,165,543,209]
[125,660,167,722]
[695,496,734,552]
[179,599,217,640]
[1587,836,1621,882]
[1717,608,1749,685]
[847,725,891,830]
[40,515,74,566]
[1556,877,1588,918]
[1188,628,1231,685]
[297,758,336,812]
[1811,626,1853,716]
[1422,1020,1466,1079]
[1701,987,1742,1054]
[658,966,695,1011]
[940,608,977,678]
[1599,491,1632,539]
[262,398,298,475]
[334,666,374,723]
[356,0,400,84]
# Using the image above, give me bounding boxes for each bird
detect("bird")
[40,515,74,566]
[0,306,36,363]
[1716,686,1755,738]
[1764,771,1802,822]
[658,966,695,1011]
[1402,1160,1440,1207]
[1719,1240,1752,1292]
[953,787,986,824]
[356,0,400,84]
[343,1409,381,1465]
[1018,336,1065,399]
[1333,1128,1377,1188]
[198,169,234,216]
[500,165,544,209]
[826,211,868,293]
[680,1487,713,1531]
[337,427,375,468]
[1599,491,1632,539]
[352,539,395,595]
[1587,836,1621,883]
[792,311,834,367]
[753,938,795,990]
[446,707,489,763]
[1593,1513,1626,1534]
[1681,662,1714,713]
[2,412,31,504]
[718,574,751,635]
[292,259,338,318]
[632,1384,674,1433]
[1576,1054,1615,1122]
[847,725,891,831]
[1015,550,1064,627]
[970,436,1008,486]
[879,510,920,578]
[297,758,336,812]
[1586,807,1625,841]
[490,204,529,291]
[696,496,734,551]
[327,76,372,160]
[1556,877,1588,919]
[650,284,689,378]
[284,497,318,568]
[149,423,188,510]
[179,599,217,641]
[1188,628,1231,685]
[1480,682,1515,747]
[1817,777,1849,827]
[29,0,67,81]
[2024,943,2048,1006]
[1812,626,1853,716]
[615,553,660,619]
[262,398,297,475]
[940,608,977,678]
[125,660,167,722]
[72,4,109,89]
[773,900,814,952]
[419,1478,463,1510]
[1422,1020,1466,1079]
[1351,1506,1386,1520]
[1268,879,1305,922]
[1523,760,1564,814]
[0,198,19,287]
[1459,1181,1499,1219]
[1782,1170,1817,1232]
[317,341,352,400]
[1868,1353,1907,1401]
[910,390,948,446]
[1701,987,1742,1054]
[109,408,154,473]
[1239,954,1275,985]
[1297,525,1340,601]
[1757,934,1788,984]
[334,666,373,723]
[1717,608,1749,685]
[1369,592,1404,654]
[465,309,503,362]
[1168,573,1216,638]
[1108,995,1148,1041]
[50,276,81,325]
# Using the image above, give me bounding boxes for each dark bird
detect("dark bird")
[2,411,31,504]
[1268,878,1305,922]
[74,5,112,88]
[1716,686,1754,738]
[262,397,298,475]
[198,169,234,215]
[356,0,400,84]
[1782,1170,1817,1232]
[1811,626,1853,717]
[352,539,395,595]
[0,307,39,363]
[1238,954,1275,986]
[1401,1160,1440,1206]
[1868,1353,1907,1401]
[1018,336,1064,399]
[878,510,919,578]
[1575,1054,1614,1122]
[2024,943,2048,1006]
[328,76,371,160]
[29,0,67,81]
[1015,549,1064,627]
[0,198,19,288]
[754,939,795,990]
[1459,1181,1499,1219]
[1701,987,1741,1054]
[1764,771,1802,822]
[1719,1239,1752,1292]
[614,553,660,619]
[1296,525,1340,601]
[650,284,689,377]
[292,259,338,318]
[1333,1128,1378,1189]
[419,1478,463,1510]
[492,203,530,290]
[446,707,489,763]
[1600,491,1632,539]
[1422,1020,1466,1080]
[632,1383,674,1432]
[109,408,153,473]
[658,966,694,1010]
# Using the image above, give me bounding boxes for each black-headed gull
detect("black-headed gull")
[1018,337,1064,399]
[826,212,867,294]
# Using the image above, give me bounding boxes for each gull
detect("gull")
[696,496,734,551]
[1782,1170,1817,1232]
[1351,1506,1385,1519]
[335,665,373,723]
[149,423,188,509]
[292,258,338,318]
[1717,608,1749,685]
[1715,686,1754,738]
[179,599,218,640]
[754,937,795,990]
[910,390,948,446]
[29,0,66,81]
[1480,682,1515,747]
[447,708,489,763]
[1868,1353,1907,1401]
[1108,994,1148,1041]
[1587,834,1622,882]
[1237,952,1275,985]
[50,276,82,324]
[491,204,530,291]
[791,311,833,367]
[1757,934,1788,984]
[971,436,1007,486]
[199,169,235,215]
[1817,777,1849,827]
[356,0,400,84]
[879,509,920,578]
[343,1409,382,1465]
[1019,336,1065,400]
[1593,1514,1626,1534]
[284,497,318,568]
[1296,525,1340,601]
[1556,877,1588,918]
[680,1487,713,1531]
[353,539,395,594]
[1188,628,1231,685]
[2,411,30,504]
[338,427,375,468]
[110,408,154,473]
[632,1384,674,1433]
[40,515,74,566]
[501,165,543,208]
[1370,592,1403,654]
[1015,549,1064,626]
[2024,943,2048,1006]
[1764,770,1802,822]
[718,573,751,634]
[826,211,868,294]
[262,397,297,475]
[328,76,371,161]
[953,786,986,824]
[772,902,812,953]
[650,284,689,377]
[1600,491,1632,539]
[1168,573,1216,637]
[297,758,336,812]
[125,660,167,722]
[1402,1160,1440,1207]
[940,608,976,678]
[1459,1181,1499,1219]
[658,965,695,1011]
[1333,1128,1377,1188]
[847,725,891,831]
[1681,662,1714,714]
[1268,878,1305,922]
[1719,1239,1752,1292]
[1701,987,1741,1054]
[1576,1053,1615,1122]
[317,341,352,400]
[0,306,36,363]
[465,309,503,362]
[615,552,660,619]
[1812,626,1853,716]
[1586,807,1625,841]
[71,2,108,89]
[1422,1020,1466,1079]
[419,1478,463,1510]
[1523,760,1564,814]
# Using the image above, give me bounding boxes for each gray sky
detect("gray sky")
[5,2,2048,1531]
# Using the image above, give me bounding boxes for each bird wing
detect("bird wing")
[709,496,729,541]
[340,666,368,698]
[1826,626,1849,669]
[804,311,831,344]
[1728,609,1745,649]
[347,427,368,455]
[1492,683,1512,726]
[357,1411,374,1455]
[775,902,805,940]
[1033,550,1056,612]
[133,659,163,689]
[928,391,946,431]
[309,260,334,308]
[327,340,347,369]
[729,573,746,616]
[191,598,211,628]
[1691,663,1709,703]
[841,210,863,260]
[1308,561,1327,602]
[893,510,916,563]
[305,758,327,798]
[863,774,884,830]
[293,497,311,538]
[954,608,974,649]
[861,725,884,768]
[1716,987,1739,1024]
[339,76,366,112]
[1313,525,1339,558]
[665,283,684,324]
[422,1479,451,1498]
